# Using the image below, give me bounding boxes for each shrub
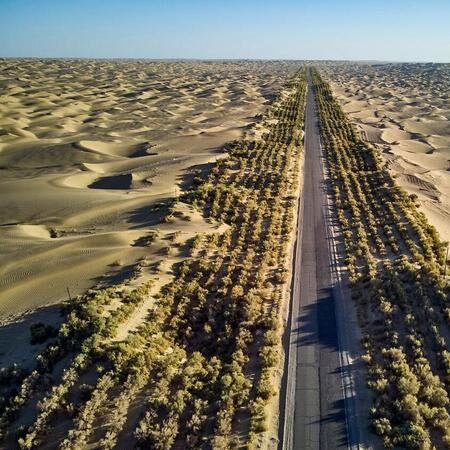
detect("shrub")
[30,322,56,345]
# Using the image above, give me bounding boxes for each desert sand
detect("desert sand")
[0,59,299,318]
[321,62,450,242]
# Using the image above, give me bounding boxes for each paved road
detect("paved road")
[280,71,348,450]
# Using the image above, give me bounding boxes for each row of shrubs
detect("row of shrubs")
[313,68,450,449]
[2,70,308,449]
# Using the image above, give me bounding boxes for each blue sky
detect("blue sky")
[0,0,449,61]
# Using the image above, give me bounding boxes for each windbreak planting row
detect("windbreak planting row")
[313,68,450,450]
[0,71,307,450]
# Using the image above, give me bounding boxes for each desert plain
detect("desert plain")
[0,59,298,319]
[0,58,449,450]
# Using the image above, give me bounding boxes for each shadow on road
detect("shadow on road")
[314,398,348,448]
[293,288,339,352]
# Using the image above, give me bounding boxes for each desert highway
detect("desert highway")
[280,71,351,450]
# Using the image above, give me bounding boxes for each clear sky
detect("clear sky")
[1,0,449,62]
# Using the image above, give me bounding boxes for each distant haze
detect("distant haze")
[1,0,449,62]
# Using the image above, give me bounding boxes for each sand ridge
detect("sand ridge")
[0,59,300,317]
[320,62,450,242]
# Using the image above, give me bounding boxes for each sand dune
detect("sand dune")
[0,59,299,318]
[321,62,450,242]
[76,140,155,158]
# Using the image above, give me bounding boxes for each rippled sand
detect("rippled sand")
[321,62,450,242]
[0,59,299,317]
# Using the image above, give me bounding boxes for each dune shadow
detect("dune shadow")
[177,161,216,192]
[0,304,64,370]
[93,261,140,287]
[127,197,173,228]
[88,173,132,190]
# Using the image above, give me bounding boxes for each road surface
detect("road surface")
[280,71,349,450]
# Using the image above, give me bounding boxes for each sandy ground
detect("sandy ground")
[320,62,450,242]
[0,59,299,318]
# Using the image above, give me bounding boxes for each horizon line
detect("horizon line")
[1,56,449,64]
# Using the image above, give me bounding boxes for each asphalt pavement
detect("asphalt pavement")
[280,70,348,450]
